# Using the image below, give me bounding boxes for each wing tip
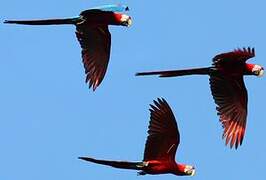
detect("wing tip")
[150,97,168,110]
[234,46,255,57]
[223,130,244,150]
[85,73,101,91]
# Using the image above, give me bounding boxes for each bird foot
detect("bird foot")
[136,161,149,168]
[76,17,86,25]
[137,171,146,176]
[143,161,149,167]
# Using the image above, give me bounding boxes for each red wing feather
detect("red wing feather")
[209,74,248,149]
[212,47,255,66]
[75,25,111,91]
[143,98,180,161]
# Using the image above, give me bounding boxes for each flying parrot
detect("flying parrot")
[79,98,195,176]
[136,47,264,149]
[4,4,132,91]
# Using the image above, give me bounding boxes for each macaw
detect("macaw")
[79,98,195,176]
[4,4,132,91]
[136,48,264,149]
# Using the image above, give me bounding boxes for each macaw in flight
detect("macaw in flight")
[136,48,264,149]
[79,98,195,176]
[4,4,132,91]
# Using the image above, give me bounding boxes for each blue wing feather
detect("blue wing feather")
[89,4,129,12]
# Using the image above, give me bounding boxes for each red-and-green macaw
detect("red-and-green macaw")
[4,4,132,91]
[136,48,264,149]
[79,98,195,176]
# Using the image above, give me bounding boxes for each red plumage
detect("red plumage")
[79,98,195,176]
[136,47,264,149]
[4,9,132,91]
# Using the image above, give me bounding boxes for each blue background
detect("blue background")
[1,0,265,179]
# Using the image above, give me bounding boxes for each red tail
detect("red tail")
[4,17,79,25]
[79,157,144,170]
[136,67,211,77]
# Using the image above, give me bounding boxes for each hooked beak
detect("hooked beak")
[120,14,132,27]
[187,168,196,176]
[258,69,264,77]
[127,18,132,27]
[184,166,196,176]
[122,17,132,27]
[190,168,196,176]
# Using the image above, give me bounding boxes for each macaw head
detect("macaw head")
[245,64,264,77]
[121,14,132,27]
[252,64,264,77]
[174,164,195,176]
[184,165,196,176]
[113,13,132,27]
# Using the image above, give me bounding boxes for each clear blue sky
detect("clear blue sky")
[1,0,265,179]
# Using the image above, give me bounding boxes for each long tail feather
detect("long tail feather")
[136,67,211,77]
[79,157,144,170]
[4,17,80,25]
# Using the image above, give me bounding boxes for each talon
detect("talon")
[143,161,149,166]
[137,171,146,176]
[136,161,148,168]
[76,17,85,25]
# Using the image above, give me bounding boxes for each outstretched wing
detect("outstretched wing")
[213,47,255,66]
[143,98,180,161]
[209,74,248,149]
[75,26,111,91]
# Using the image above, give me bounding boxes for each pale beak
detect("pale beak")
[184,166,196,176]
[190,169,196,176]
[258,69,264,77]
[127,18,132,27]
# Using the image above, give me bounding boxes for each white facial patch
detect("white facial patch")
[252,65,264,77]
[252,65,262,72]
[121,14,129,22]
[184,165,195,176]
[121,14,132,27]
